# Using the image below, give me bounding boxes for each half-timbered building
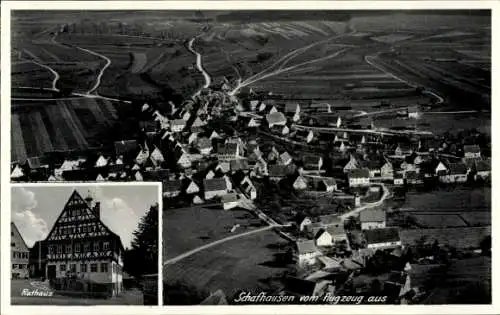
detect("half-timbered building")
[45,190,124,296]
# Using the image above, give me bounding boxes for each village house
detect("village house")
[170,119,187,132]
[203,178,229,200]
[474,159,491,181]
[407,105,420,119]
[216,162,231,174]
[188,132,198,145]
[315,225,349,247]
[268,164,295,181]
[193,194,204,205]
[333,116,342,128]
[249,100,259,111]
[267,146,280,162]
[277,125,290,136]
[230,159,250,173]
[334,131,349,143]
[342,155,359,173]
[114,140,139,160]
[405,171,424,185]
[163,180,182,198]
[216,142,241,161]
[363,228,402,250]
[11,222,30,279]
[303,156,323,172]
[280,151,293,165]
[192,116,207,129]
[222,193,240,210]
[197,137,213,155]
[295,240,322,266]
[285,103,300,114]
[440,163,468,183]
[10,164,25,180]
[226,137,246,156]
[205,170,216,179]
[394,143,413,157]
[186,180,200,194]
[247,117,261,128]
[393,173,404,185]
[241,176,257,199]
[298,216,313,232]
[150,146,165,166]
[293,175,308,190]
[360,209,386,230]
[347,168,371,187]
[176,151,192,169]
[266,111,287,128]
[463,144,481,159]
[320,178,337,192]
[209,130,222,140]
[94,155,109,168]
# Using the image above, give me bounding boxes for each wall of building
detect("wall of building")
[46,259,115,283]
[361,222,386,230]
[367,241,402,250]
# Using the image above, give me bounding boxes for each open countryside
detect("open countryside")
[10,10,491,305]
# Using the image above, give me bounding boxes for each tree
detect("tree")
[123,204,159,278]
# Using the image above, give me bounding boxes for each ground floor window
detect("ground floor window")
[90,263,97,272]
[60,264,66,271]
[12,264,17,269]
[70,264,76,272]
[100,263,108,273]
[81,263,87,272]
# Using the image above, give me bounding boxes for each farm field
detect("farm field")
[164,229,289,304]
[11,97,121,163]
[163,206,267,259]
[400,226,491,249]
[423,256,491,304]
[411,213,467,228]
[401,188,491,213]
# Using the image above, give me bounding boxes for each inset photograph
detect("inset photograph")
[10,183,160,305]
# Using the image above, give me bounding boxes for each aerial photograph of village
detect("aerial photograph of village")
[9,9,491,305]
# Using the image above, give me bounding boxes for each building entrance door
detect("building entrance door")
[47,265,56,279]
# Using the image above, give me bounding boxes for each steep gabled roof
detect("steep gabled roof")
[203,178,228,192]
[11,222,29,250]
[464,144,481,153]
[347,168,370,178]
[363,227,400,245]
[448,163,468,175]
[45,190,124,251]
[360,209,386,223]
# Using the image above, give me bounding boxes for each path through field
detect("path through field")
[365,54,445,105]
[230,31,356,95]
[27,60,60,92]
[164,225,281,265]
[74,46,111,95]
[188,36,212,97]
[339,183,391,220]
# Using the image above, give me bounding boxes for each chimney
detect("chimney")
[84,195,94,208]
[94,202,101,220]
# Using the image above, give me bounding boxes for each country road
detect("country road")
[74,46,111,95]
[292,123,433,137]
[187,36,211,97]
[365,54,445,105]
[230,31,356,95]
[339,183,391,220]
[164,225,282,265]
[30,60,60,92]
